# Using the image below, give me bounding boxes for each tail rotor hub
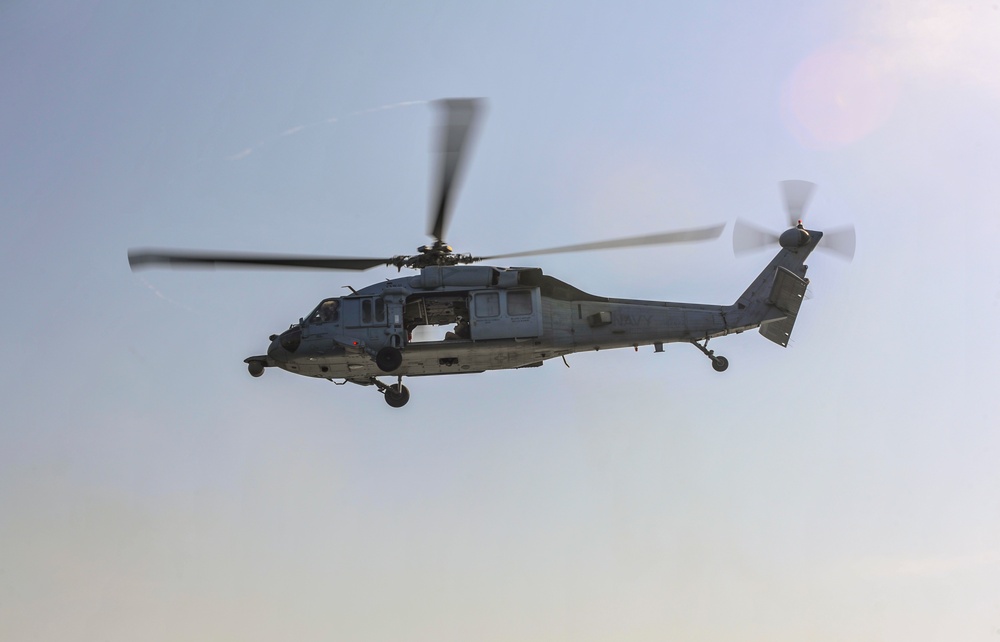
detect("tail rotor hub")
[779,222,811,249]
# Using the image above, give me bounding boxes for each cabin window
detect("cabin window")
[375,298,386,323]
[361,299,372,324]
[507,290,533,316]
[475,292,500,318]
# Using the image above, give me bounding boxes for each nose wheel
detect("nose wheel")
[691,339,729,372]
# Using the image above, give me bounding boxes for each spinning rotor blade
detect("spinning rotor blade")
[732,218,780,255]
[480,224,725,261]
[819,225,856,261]
[128,249,391,271]
[780,180,816,227]
[429,98,484,243]
[733,181,856,262]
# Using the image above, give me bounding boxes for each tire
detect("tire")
[384,383,410,408]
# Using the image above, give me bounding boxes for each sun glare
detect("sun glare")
[781,2,1000,150]
[781,42,899,150]
[863,0,1000,89]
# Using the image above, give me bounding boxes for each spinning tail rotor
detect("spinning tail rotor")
[733,180,855,260]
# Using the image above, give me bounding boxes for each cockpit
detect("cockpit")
[305,298,341,325]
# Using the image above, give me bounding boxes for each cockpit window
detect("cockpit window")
[307,298,340,324]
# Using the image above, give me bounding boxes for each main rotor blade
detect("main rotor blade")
[429,98,484,243]
[480,224,725,261]
[780,180,816,227]
[128,249,392,271]
[818,225,856,261]
[733,218,780,255]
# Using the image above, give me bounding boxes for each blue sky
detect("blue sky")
[3,1,1000,640]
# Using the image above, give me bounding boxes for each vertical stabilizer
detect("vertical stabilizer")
[727,229,821,345]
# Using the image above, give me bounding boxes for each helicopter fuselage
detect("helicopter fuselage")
[249,236,816,386]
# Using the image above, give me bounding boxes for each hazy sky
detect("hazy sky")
[3,1,1000,640]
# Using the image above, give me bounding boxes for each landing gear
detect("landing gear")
[375,346,403,372]
[384,383,410,408]
[371,376,410,408]
[247,361,265,377]
[691,339,728,373]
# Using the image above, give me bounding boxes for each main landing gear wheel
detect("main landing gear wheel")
[384,383,410,408]
[247,361,265,377]
[375,346,403,372]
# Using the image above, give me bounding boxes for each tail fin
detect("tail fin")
[727,230,822,346]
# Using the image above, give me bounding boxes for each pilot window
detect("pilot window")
[507,290,532,316]
[476,292,500,317]
[308,298,340,324]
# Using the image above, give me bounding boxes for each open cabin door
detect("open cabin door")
[469,288,542,340]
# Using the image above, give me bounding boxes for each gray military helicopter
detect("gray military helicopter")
[129,99,854,407]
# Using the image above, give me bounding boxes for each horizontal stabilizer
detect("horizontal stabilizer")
[759,266,808,347]
[760,315,796,347]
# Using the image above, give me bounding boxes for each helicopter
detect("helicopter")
[129,99,855,408]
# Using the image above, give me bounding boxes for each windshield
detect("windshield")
[305,298,340,325]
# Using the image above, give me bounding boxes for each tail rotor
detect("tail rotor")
[733,180,855,261]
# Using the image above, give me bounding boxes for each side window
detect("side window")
[361,299,372,324]
[475,292,500,318]
[507,290,532,316]
[375,298,386,323]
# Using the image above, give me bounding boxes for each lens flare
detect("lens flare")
[781,43,899,150]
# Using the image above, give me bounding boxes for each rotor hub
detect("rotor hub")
[418,241,454,256]
[389,241,476,270]
[779,224,810,249]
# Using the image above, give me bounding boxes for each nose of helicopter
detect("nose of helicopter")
[267,325,302,363]
[266,336,286,363]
